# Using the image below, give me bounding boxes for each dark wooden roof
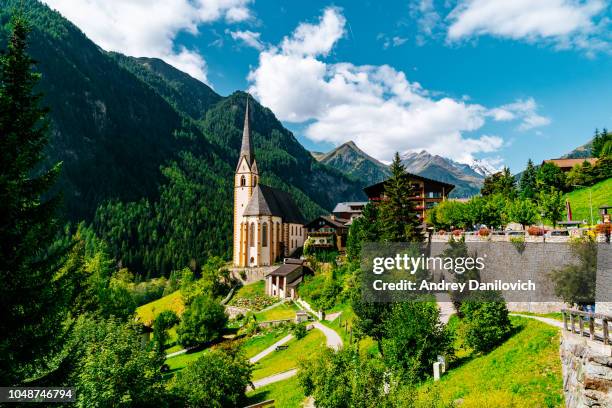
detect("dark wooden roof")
[363,172,455,196]
[243,184,305,224]
[267,263,302,277]
[305,215,347,229]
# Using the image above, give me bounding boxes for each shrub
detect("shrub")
[460,292,512,353]
[171,348,252,408]
[477,227,490,237]
[177,295,228,348]
[382,300,450,378]
[291,322,308,340]
[438,229,446,235]
[595,223,612,234]
[153,310,180,353]
[452,229,464,236]
[527,226,544,236]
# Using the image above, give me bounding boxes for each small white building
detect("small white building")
[265,259,305,300]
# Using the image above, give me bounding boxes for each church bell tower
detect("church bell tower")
[233,98,258,267]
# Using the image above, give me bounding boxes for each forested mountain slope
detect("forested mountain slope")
[1,0,363,277]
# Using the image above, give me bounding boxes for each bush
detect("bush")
[171,348,252,408]
[153,310,180,353]
[595,223,612,234]
[452,229,464,236]
[177,295,228,348]
[477,227,490,237]
[291,322,307,340]
[460,293,512,353]
[382,300,450,378]
[527,226,544,236]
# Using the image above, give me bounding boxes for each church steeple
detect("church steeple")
[239,97,254,167]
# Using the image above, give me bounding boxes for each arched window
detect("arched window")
[249,223,255,246]
[240,175,246,186]
[262,222,268,247]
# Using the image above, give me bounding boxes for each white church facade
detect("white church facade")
[233,99,306,267]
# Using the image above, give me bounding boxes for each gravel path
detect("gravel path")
[249,334,294,363]
[249,369,298,390]
[510,313,564,329]
[313,321,343,350]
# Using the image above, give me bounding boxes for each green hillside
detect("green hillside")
[1,0,365,277]
[415,317,563,407]
[564,178,612,224]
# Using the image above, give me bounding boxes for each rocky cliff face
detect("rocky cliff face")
[559,332,612,408]
[401,151,490,198]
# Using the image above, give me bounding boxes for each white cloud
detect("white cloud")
[488,98,551,130]
[248,7,545,164]
[229,30,265,50]
[410,0,443,45]
[42,0,254,83]
[280,7,346,57]
[381,35,409,49]
[447,0,609,52]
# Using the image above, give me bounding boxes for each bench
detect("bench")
[275,345,288,351]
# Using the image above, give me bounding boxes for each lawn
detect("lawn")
[165,348,208,372]
[246,375,306,408]
[229,280,277,310]
[251,328,325,381]
[241,327,291,358]
[136,290,184,326]
[255,301,299,322]
[564,178,612,224]
[414,316,564,407]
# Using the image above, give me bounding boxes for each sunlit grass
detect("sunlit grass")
[255,301,299,322]
[246,375,305,408]
[135,290,184,326]
[414,317,564,408]
[251,329,325,381]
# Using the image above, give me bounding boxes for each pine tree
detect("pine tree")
[0,15,68,385]
[378,152,424,243]
[519,159,537,199]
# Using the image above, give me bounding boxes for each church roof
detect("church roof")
[238,97,255,169]
[243,184,305,224]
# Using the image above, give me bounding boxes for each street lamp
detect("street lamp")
[572,184,594,226]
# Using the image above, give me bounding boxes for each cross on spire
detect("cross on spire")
[239,96,254,166]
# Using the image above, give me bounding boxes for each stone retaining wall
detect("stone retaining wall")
[559,331,612,407]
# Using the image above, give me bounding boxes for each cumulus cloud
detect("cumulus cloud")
[42,0,254,83]
[229,30,265,50]
[447,0,609,52]
[488,98,552,130]
[248,7,546,164]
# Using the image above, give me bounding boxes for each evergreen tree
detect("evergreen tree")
[481,167,516,198]
[536,162,566,192]
[519,159,537,199]
[0,15,68,384]
[593,128,611,157]
[378,153,423,243]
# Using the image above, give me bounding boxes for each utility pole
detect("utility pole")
[573,184,594,226]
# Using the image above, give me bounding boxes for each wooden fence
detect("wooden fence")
[561,309,611,345]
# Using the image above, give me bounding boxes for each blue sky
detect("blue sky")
[43,0,612,173]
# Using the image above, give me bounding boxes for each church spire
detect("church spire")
[239,96,254,166]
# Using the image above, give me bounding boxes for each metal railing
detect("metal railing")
[561,309,611,345]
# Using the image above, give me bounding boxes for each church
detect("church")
[233,99,306,267]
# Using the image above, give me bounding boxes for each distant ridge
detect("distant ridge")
[313,141,391,186]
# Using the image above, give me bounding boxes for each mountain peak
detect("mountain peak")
[314,141,391,185]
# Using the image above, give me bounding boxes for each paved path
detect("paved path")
[313,321,343,350]
[249,334,294,364]
[324,312,342,322]
[510,313,564,329]
[249,369,298,390]
[435,293,455,324]
[165,349,187,359]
